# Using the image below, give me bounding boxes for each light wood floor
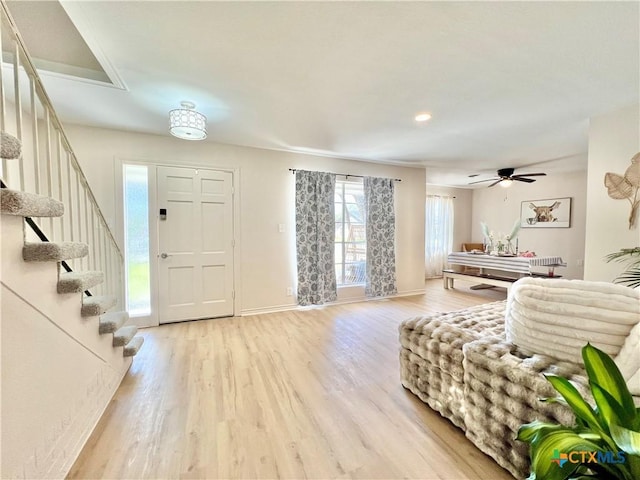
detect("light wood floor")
[68,280,511,480]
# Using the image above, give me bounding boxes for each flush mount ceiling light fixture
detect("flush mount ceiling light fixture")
[169,101,207,140]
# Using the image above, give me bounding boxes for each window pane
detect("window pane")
[335,178,366,286]
[345,242,366,263]
[346,224,365,242]
[346,203,364,223]
[344,182,364,198]
[124,165,151,316]
[345,262,366,284]
[335,223,344,242]
[335,263,344,285]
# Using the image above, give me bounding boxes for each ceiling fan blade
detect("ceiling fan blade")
[488,179,504,187]
[513,177,536,183]
[469,177,499,185]
[512,173,546,178]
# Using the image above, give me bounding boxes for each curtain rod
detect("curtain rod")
[289,168,401,182]
[427,194,456,199]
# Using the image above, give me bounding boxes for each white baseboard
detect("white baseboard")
[393,288,427,297]
[239,288,426,317]
[240,303,299,316]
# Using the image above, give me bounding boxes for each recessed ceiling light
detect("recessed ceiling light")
[415,112,432,122]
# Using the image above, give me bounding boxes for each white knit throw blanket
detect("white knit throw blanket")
[505,277,640,369]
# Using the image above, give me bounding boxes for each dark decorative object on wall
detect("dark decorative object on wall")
[605,152,640,229]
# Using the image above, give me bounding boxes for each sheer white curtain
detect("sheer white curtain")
[425,195,454,278]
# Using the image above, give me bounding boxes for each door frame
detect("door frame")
[115,157,241,327]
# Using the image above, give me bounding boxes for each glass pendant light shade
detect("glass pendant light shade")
[169,101,207,140]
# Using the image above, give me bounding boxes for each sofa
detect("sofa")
[399,277,640,479]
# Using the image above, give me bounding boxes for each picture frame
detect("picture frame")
[520,197,572,228]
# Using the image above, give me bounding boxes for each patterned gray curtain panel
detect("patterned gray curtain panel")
[364,177,397,297]
[295,170,337,305]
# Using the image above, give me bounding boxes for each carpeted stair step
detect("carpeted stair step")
[99,311,129,334]
[113,325,137,347]
[1,189,64,217]
[1,132,22,159]
[58,271,104,294]
[23,241,88,262]
[81,295,117,317]
[123,336,144,357]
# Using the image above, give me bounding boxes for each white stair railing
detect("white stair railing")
[0,2,124,307]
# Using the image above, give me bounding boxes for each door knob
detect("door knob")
[160,253,170,259]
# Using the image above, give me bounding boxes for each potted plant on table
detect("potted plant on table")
[517,344,640,479]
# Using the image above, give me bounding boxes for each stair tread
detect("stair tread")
[1,132,21,160]
[58,270,104,294]
[23,241,88,262]
[113,325,137,347]
[1,189,64,217]
[123,335,144,357]
[81,295,117,317]
[99,311,129,334]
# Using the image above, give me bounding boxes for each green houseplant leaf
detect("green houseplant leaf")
[582,344,636,419]
[519,344,640,480]
[518,420,568,443]
[590,382,634,431]
[613,270,640,289]
[527,430,614,480]
[610,424,640,456]
[545,375,604,432]
[605,248,640,288]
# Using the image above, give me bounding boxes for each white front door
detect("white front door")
[157,166,234,323]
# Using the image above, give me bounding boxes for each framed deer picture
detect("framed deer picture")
[520,197,572,228]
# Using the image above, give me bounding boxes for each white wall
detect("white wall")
[584,104,640,281]
[426,184,474,252]
[1,215,131,479]
[65,125,427,315]
[471,170,588,279]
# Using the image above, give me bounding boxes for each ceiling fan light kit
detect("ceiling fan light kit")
[169,101,207,140]
[469,167,547,188]
[414,112,432,122]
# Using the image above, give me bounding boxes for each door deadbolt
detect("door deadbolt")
[160,253,169,259]
[160,208,167,220]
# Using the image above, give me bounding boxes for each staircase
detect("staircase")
[0,3,147,476]
[1,133,143,478]
[1,133,144,357]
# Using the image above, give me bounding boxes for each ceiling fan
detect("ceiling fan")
[469,168,546,188]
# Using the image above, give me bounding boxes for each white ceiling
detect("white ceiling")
[11,1,640,186]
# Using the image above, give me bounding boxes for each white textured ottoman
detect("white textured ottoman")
[462,336,585,479]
